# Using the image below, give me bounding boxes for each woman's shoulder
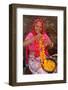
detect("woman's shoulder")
[43,32,50,40]
[27,32,33,36]
[43,32,48,37]
[25,32,33,40]
[43,32,51,42]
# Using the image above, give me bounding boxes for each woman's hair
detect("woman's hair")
[32,18,45,35]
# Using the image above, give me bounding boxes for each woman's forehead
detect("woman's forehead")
[35,21,42,26]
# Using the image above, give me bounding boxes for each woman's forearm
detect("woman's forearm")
[23,40,30,46]
[23,37,34,47]
[44,41,54,49]
[23,33,42,47]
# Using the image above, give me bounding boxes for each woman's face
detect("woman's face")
[34,21,42,34]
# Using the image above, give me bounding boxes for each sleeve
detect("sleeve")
[25,32,33,65]
[25,32,33,40]
[44,33,52,44]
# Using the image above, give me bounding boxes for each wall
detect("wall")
[0,0,68,90]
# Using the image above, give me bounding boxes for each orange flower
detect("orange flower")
[39,36,56,72]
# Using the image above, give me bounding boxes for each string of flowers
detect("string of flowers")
[39,35,56,72]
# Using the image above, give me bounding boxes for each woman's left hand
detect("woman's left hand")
[44,41,54,49]
[50,42,54,48]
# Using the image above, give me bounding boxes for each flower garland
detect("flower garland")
[39,36,56,72]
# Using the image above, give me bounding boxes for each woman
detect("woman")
[23,18,53,74]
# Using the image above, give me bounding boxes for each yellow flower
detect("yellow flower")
[39,36,56,72]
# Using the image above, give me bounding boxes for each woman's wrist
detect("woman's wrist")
[30,37,35,43]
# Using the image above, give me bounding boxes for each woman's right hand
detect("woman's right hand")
[23,36,35,46]
[23,33,42,46]
[34,33,42,41]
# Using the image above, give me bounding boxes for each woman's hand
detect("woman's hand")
[23,33,42,47]
[34,33,42,41]
[50,42,54,48]
[44,41,54,49]
[23,37,35,46]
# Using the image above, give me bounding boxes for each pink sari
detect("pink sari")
[25,32,52,74]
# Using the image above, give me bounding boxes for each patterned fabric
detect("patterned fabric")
[29,55,46,74]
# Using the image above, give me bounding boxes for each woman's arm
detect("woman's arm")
[44,33,54,49]
[23,37,34,47]
[23,33,42,47]
[44,40,54,49]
